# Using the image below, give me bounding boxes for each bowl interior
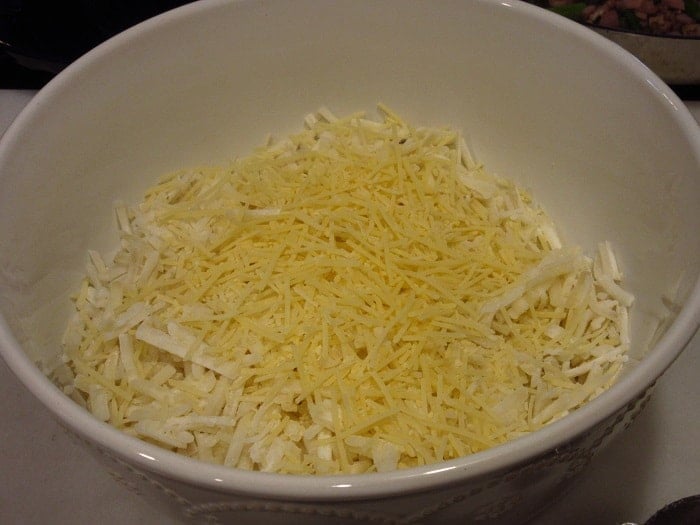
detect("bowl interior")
[0,0,699,491]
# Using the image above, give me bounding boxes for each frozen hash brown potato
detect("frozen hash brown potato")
[56,105,632,475]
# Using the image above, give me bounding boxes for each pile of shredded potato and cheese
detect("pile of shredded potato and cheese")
[57,105,633,474]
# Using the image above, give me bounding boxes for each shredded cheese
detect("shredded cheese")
[57,106,632,474]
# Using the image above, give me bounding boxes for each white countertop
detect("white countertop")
[1,89,699,525]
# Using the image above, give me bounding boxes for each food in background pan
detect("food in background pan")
[530,0,700,36]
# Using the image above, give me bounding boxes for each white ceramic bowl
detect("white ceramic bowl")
[1,1,699,524]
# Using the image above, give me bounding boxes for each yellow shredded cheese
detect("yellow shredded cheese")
[57,106,632,474]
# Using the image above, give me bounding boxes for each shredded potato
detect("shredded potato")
[57,105,632,474]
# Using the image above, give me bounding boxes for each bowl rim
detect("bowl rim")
[1,0,700,501]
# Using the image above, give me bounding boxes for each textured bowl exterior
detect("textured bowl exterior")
[1,0,699,523]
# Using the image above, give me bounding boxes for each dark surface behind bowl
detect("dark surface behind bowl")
[0,1,193,80]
